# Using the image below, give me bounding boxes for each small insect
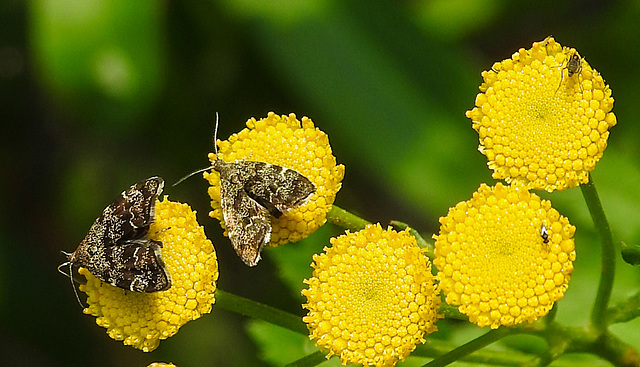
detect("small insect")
[541,35,554,51]
[59,177,172,305]
[175,114,316,266]
[555,51,583,93]
[541,224,550,244]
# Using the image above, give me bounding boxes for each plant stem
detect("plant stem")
[390,220,434,254]
[580,177,615,332]
[327,205,371,231]
[284,351,327,367]
[415,337,533,366]
[607,289,640,324]
[589,331,640,367]
[215,288,308,335]
[423,328,512,367]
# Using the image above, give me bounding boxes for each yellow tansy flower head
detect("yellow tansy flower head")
[302,224,441,366]
[466,36,616,191]
[80,197,218,352]
[204,112,345,247]
[434,183,576,329]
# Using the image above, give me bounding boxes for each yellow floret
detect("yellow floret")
[302,224,441,366]
[80,197,218,352]
[434,183,575,328]
[204,111,345,246]
[466,36,616,191]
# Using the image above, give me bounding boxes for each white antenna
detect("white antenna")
[214,112,219,155]
[57,252,86,308]
[172,113,220,187]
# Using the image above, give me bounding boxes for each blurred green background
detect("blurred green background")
[2,0,640,366]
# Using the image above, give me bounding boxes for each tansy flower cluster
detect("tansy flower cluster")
[65,33,617,365]
[80,197,218,352]
[466,36,616,191]
[204,112,345,247]
[302,224,441,366]
[434,183,576,329]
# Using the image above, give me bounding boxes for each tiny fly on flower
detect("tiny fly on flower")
[541,224,550,244]
[555,51,583,94]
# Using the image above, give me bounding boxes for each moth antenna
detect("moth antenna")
[172,166,215,187]
[58,253,86,308]
[173,113,221,187]
[214,112,219,156]
[69,262,85,308]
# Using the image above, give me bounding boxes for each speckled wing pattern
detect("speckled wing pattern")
[213,159,316,266]
[63,177,172,292]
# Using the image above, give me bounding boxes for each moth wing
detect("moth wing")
[220,180,271,267]
[105,177,164,244]
[66,177,168,292]
[85,177,164,249]
[242,162,316,218]
[101,238,172,292]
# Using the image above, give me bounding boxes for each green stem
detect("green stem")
[589,331,640,367]
[215,288,308,335]
[607,290,640,324]
[390,220,434,256]
[545,302,559,324]
[581,177,615,332]
[415,337,533,366]
[327,205,371,231]
[284,351,327,367]
[439,303,466,321]
[542,322,638,367]
[423,328,512,367]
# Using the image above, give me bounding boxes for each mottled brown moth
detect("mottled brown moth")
[59,177,172,299]
[175,114,316,266]
[212,158,316,266]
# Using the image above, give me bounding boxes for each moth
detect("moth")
[175,114,316,266]
[59,176,172,297]
[212,158,316,266]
